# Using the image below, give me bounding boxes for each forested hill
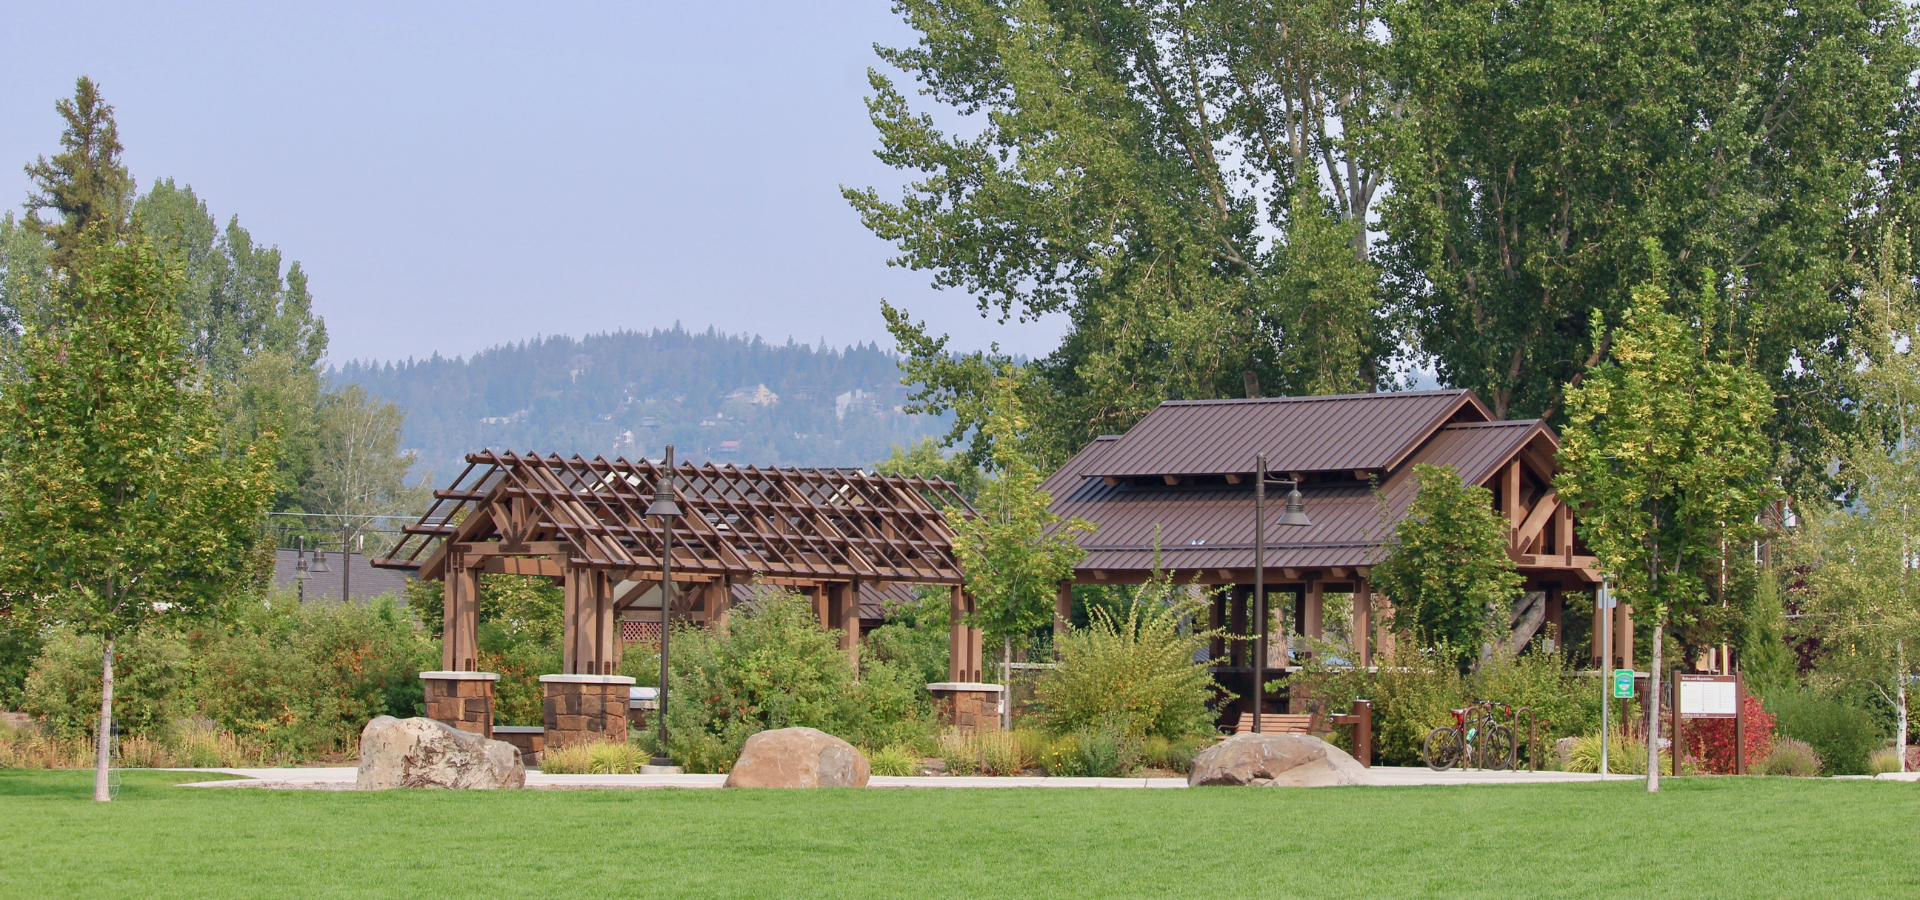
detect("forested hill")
[332,326,947,482]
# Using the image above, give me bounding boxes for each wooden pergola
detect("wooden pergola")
[375,451,975,678]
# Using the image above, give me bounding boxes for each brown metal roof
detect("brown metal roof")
[1081,390,1491,479]
[1049,420,1552,574]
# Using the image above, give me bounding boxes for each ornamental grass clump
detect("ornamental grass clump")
[1761,737,1822,776]
[1035,576,1222,741]
[867,744,922,777]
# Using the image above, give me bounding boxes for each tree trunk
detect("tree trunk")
[1899,640,1909,774]
[1001,635,1013,731]
[1646,623,1663,792]
[94,637,114,803]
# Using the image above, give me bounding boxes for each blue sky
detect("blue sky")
[0,1,1067,365]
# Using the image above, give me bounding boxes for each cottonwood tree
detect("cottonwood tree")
[0,236,276,801]
[854,0,1389,468]
[1558,285,1775,792]
[1791,235,1920,770]
[1371,464,1523,671]
[1383,0,1916,486]
[946,374,1093,716]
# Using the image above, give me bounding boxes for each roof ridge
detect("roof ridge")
[1442,419,1541,429]
[1155,389,1468,406]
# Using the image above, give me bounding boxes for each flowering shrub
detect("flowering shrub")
[1681,693,1774,774]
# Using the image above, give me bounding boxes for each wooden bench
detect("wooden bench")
[1233,713,1317,734]
[1231,701,1373,767]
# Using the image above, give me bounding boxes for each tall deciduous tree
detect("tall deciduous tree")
[1790,233,1920,769]
[1558,284,1775,792]
[853,0,1390,467]
[1382,0,1916,482]
[0,237,276,801]
[1371,463,1523,670]
[302,384,430,552]
[946,374,1093,710]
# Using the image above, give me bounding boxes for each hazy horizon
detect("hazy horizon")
[0,2,1069,368]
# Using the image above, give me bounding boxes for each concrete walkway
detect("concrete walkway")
[168,765,1603,790]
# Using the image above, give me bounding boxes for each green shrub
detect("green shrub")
[1867,747,1903,775]
[868,744,922,777]
[1766,690,1885,775]
[1141,734,1203,774]
[863,586,951,687]
[23,627,191,738]
[1761,737,1822,776]
[195,597,435,757]
[1297,641,1595,767]
[660,590,935,772]
[1037,583,1220,739]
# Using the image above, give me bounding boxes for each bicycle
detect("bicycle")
[1423,701,1517,771]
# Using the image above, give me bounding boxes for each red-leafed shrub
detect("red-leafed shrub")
[1682,693,1774,774]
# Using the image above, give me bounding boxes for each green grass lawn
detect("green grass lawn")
[3,769,1915,899]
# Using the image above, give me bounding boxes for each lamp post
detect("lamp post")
[1252,453,1312,733]
[646,444,684,768]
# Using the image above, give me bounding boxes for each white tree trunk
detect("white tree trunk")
[1899,640,1909,774]
[1001,635,1013,731]
[94,637,114,803]
[1646,624,1663,793]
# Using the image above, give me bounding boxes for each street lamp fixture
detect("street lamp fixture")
[1251,452,1312,733]
[647,444,683,768]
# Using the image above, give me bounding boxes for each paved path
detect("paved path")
[167,766,1606,790]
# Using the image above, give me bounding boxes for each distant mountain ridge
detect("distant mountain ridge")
[332,326,948,482]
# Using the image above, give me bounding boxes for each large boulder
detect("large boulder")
[356,716,526,790]
[724,727,870,788]
[1189,732,1375,787]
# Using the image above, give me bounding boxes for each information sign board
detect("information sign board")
[1612,669,1635,699]
[1678,674,1738,718]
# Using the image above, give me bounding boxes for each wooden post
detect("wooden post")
[1209,588,1226,663]
[708,577,733,628]
[1229,585,1249,667]
[1503,460,1522,535]
[948,586,982,682]
[1544,585,1563,653]
[1352,578,1372,667]
[1304,577,1324,646]
[837,581,860,670]
[1054,580,1072,639]
[812,583,830,630]
[1671,669,1682,777]
[444,549,480,672]
[1735,671,1747,775]
[595,570,618,675]
[1617,603,1635,670]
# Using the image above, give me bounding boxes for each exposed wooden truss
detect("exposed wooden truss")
[375,451,973,587]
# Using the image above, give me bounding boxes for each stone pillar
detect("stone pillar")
[540,673,637,748]
[420,670,499,738]
[928,682,1005,735]
[443,551,480,671]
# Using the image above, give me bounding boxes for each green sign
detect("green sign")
[1612,669,1636,699]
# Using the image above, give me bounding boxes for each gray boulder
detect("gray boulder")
[724,727,870,788]
[356,716,526,790]
[1189,732,1375,787]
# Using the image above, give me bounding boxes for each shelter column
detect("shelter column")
[1352,578,1373,668]
[948,585,984,683]
[443,548,480,672]
[1374,594,1396,661]
[1230,586,1250,667]
[1304,577,1325,650]
[1055,580,1072,639]
[831,581,860,670]
[706,577,733,627]
[563,564,618,676]
[1615,603,1635,670]
[1544,585,1563,653]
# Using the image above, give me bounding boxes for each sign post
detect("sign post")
[1599,583,1615,777]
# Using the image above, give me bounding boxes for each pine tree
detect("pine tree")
[23,77,135,272]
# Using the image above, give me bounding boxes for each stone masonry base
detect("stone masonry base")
[928,682,1005,735]
[540,674,636,748]
[420,671,500,739]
